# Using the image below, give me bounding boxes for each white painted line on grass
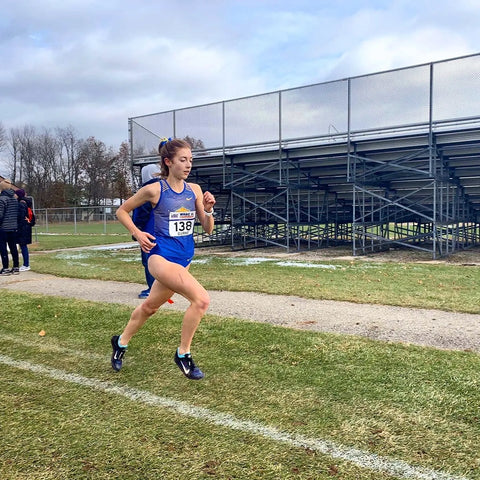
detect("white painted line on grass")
[0,333,107,360]
[0,353,469,480]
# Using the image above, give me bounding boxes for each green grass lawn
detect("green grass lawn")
[30,232,133,250]
[1,291,479,479]
[29,237,480,313]
[32,221,127,236]
[2,233,479,478]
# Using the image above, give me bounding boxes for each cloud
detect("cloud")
[330,28,472,80]
[0,0,479,164]
[1,2,274,145]
[326,1,479,79]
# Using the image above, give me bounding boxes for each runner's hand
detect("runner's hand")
[203,191,216,212]
[136,230,156,253]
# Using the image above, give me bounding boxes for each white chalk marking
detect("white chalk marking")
[0,354,469,480]
[0,333,107,360]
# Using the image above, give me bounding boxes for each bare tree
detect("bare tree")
[35,129,65,206]
[111,141,133,203]
[56,126,80,184]
[0,122,6,152]
[17,125,37,187]
[56,126,84,205]
[0,122,8,177]
[3,120,139,208]
[183,135,205,149]
[78,136,115,205]
[7,127,21,182]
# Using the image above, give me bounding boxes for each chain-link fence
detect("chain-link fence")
[130,53,480,156]
[34,206,124,235]
[32,206,228,247]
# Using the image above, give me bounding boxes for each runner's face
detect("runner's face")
[167,147,193,179]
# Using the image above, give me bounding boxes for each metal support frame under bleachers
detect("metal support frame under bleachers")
[349,129,480,258]
[129,53,480,259]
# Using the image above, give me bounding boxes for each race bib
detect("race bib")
[169,211,195,237]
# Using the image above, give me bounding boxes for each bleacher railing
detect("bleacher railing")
[129,53,480,159]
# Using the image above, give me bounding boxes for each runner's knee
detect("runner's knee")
[192,292,210,314]
[140,302,160,317]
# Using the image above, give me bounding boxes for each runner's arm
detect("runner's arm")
[116,183,160,252]
[190,183,216,234]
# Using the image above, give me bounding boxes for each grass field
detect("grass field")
[32,221,127,236]
[1,234,479,479]
[29,234,480,313]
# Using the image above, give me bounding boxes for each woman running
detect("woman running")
[112,138,216,380]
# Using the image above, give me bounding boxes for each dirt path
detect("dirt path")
[2,270,479,353]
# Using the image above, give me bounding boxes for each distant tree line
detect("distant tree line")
[0,122,207,209]
[0,121,132,208]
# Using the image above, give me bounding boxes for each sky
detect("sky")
[1,0,479,173]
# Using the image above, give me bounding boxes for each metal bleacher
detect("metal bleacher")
[128,53,480,258]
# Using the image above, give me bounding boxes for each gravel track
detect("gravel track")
[2,270,479,353]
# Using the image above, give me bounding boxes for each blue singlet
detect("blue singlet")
[147,179,196,267]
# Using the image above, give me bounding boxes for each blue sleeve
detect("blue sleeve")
[132,203,153,231]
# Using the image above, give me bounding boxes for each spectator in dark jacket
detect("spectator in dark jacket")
[0,179,20,275]
[15,188,35,271]
[132,164,162,298]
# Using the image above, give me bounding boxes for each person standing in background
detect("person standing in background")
[132,164,162,299]
[0,179,20,275]
[15,188,35,271]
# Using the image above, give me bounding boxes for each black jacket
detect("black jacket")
[16,198,33,245]
[0,189,20,232]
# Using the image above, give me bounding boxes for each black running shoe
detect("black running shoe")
[111,335,127,372]
[12,267,19,275]
[174,350,204,380]
[0,268,12,276]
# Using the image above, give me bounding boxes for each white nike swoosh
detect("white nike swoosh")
[181,364,190,375]
[186,197,193,200]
